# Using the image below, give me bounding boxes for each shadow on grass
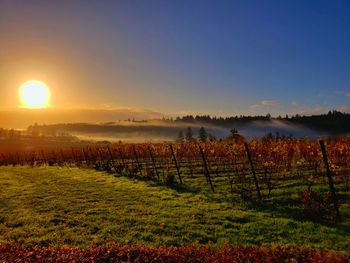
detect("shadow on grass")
[241,195,350,234]
[113,171,204,195]
[105,169,350,231]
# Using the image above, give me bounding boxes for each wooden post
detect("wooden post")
[97,147,104,161]
[132,145,143,176]
[88,147,96,163]
[118,149,126,167]
[71,148,77,164]
[108,146,122,174]
[59,149,67,166]
[82,148,89,164]
[148,145,160,180]
[107,146,116,166]
[244,142,262,200]
[169,144,183,184]
[40,150,46,165]
[319,140,340,220]
[51,150,57,165]
[118,148,130,176]
[29,152,34,167]
[199,145,214,192]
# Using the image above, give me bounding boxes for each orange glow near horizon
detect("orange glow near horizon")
[19,80,51,109]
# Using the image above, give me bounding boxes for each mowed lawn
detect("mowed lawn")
[0,166,349,251]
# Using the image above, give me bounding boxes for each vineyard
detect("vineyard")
[1,137,349,221]
[1,137,350,261]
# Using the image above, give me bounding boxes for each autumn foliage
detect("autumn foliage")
[0,244,349,262]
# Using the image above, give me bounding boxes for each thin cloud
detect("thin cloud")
[249,104,261,109]
[260,100,280,107]
[346,92,350,97]
[249,100,280,110]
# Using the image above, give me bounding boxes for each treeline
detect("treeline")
[0,128,22,139]
[168,110,350,133]
[288,110,350,133]
[27,123,72,138]
[171,114,271,126]
[0,125,75,140]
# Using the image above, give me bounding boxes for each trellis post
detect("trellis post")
[169,144,183,184]
[199,145,214,192]
[244,142,262,200]
[148,145,160,181]
[319,140,340,220]
[132,145,143,177]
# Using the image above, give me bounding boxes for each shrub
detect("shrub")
[0,244,348,262]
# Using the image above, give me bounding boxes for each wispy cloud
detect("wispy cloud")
[261,100,280,107]
[249,104,261,109]
[249,100,280,112]
[291,101,299,106]
[346,92,350,97]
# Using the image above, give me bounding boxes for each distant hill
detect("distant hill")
[2,109,349,142]
[0,108,164,129]
[22,110,350,143]
[171,110,350,134]
[287,111,350,134]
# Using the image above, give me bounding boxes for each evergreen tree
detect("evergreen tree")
[177,130,184,142]
[230,128,238,136]
[185,127,194,142]
[198,127,208,142]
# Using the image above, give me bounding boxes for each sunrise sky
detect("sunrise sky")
[1,0,350,117]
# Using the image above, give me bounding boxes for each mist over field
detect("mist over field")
[0,109,346,143]
[37,119,328,143]
[238,120,328,139]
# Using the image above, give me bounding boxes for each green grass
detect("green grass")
[0,166,349,251]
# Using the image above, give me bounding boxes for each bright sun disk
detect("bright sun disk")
[19,80,51,109]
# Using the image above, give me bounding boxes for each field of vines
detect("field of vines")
[1,137,349,221]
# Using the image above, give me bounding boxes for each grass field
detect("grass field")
[0,166,349,251]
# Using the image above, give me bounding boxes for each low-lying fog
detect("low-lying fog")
[0,108,341,143]
[238,120,329,139]
[65,120,330,143]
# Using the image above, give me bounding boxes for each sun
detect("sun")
[19,80,51,109]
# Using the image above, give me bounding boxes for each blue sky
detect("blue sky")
[1,0,350,116]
